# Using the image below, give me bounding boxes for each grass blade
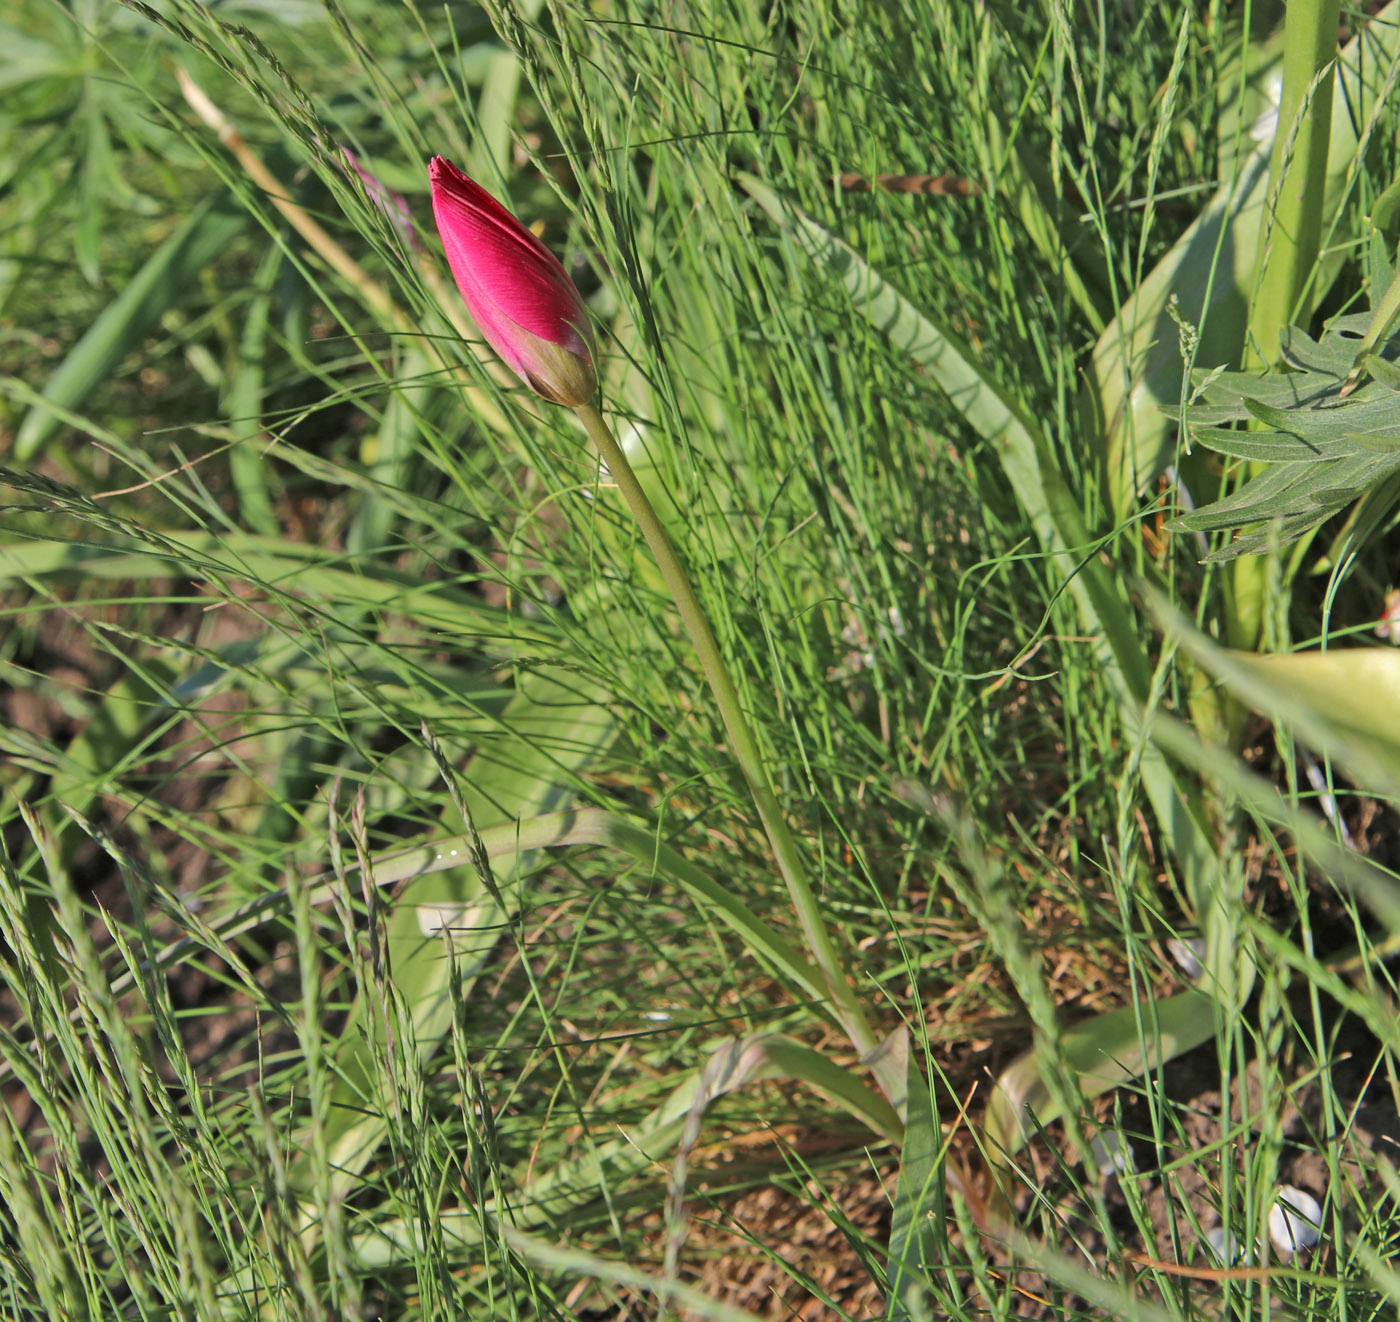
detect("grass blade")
[14,193,246,459]
[884,1045,944,1321]
[739,174,1221,917]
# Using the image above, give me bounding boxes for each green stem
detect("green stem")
[574,401,898,1100]
[1229,0,1339,658]
[1245,0,1340,370]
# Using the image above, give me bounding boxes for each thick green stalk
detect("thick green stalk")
[1246,0,1340,370]
[574,402,897,1099]
[1231,0,1339,654]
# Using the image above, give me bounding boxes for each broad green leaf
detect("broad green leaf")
[1086,2,1400,522]
[983,988,1219,1162]
[1151,598,1400,930]
[14,193,247,459]
[525,1032,900,1227]
[722,1034,901,1144]
[1214,2,1286,184]
[1171,627,1400,796]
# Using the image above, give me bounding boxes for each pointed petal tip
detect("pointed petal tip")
[428,155,456,187]
[429,155,478,197]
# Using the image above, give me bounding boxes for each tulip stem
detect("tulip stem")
[574,401,898,1105]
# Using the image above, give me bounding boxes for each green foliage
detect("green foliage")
[1176,313,1400,559]
[5,0,1400,1317]
[1084,3,1400,524]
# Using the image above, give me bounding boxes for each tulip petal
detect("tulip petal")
[429,156,596,406]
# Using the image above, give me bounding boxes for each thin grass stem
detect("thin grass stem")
[574,400,901,1109]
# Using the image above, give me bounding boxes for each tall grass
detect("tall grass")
[3,0,1400,1317]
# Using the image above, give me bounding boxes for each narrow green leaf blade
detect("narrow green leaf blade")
[15,194,246,458]
[885,1045,942,1322]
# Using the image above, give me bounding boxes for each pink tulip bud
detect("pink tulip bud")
[429,155,596,407]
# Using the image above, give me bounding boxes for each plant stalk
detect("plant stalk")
[1245,0,1341,371]
[574,401,899,1104]
[1230,0,1339,656]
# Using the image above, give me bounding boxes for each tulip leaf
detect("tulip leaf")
[297,716,857,1219]
[983,988,1219,1166]
[1162,609,1400,798]
[1146,594,1400,937]
[68,804,824,1037]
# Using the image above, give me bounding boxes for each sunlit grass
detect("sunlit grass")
[2,0,1400,1317]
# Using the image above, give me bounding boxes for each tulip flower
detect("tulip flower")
[428,155,596,406]
[430,162,895,1112]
